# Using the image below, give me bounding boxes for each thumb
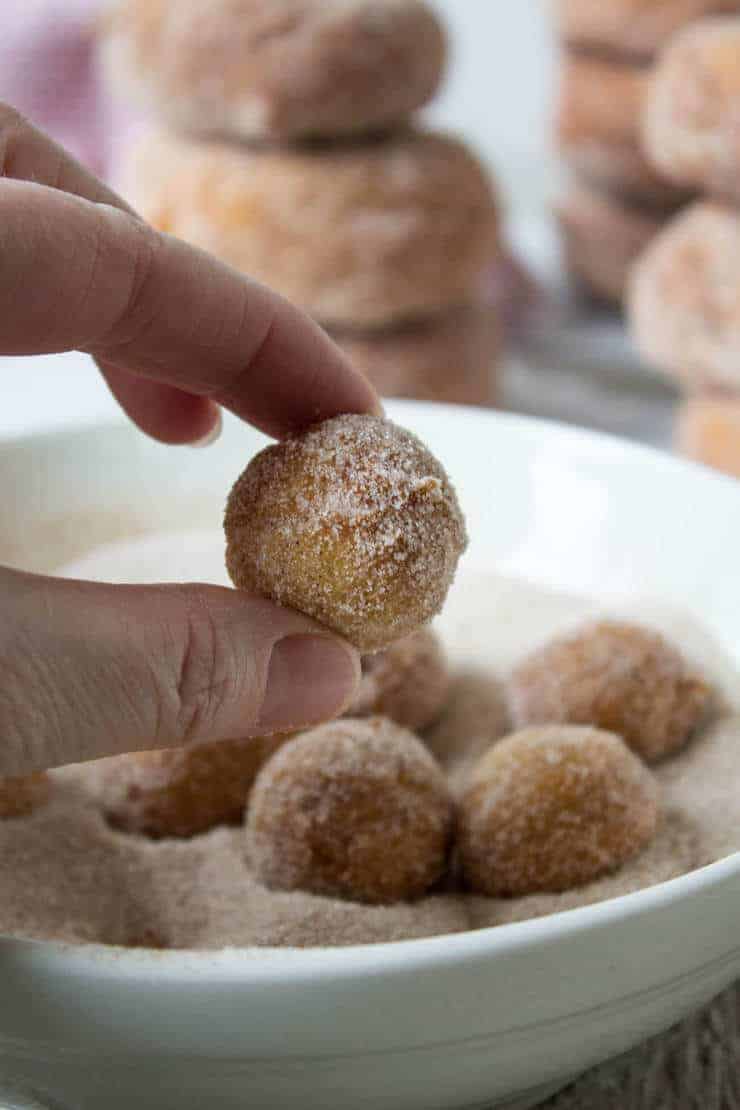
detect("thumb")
[0,567,360,776]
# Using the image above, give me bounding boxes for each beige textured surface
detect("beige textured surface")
[540,984,740,1107]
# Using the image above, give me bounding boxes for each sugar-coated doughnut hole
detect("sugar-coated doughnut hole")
[509,620,712,762]
[245,717,455,904]
[97,735,291,839]
[224,415,467,653]
[629,202,740,391]
[459,726,660,897]
[349,628,450,733]
[644,18,740,203]
[0,773,50,819]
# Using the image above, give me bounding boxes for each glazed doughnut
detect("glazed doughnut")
[644,18,740,202]
[96,735,290,839]
[630,201,740,389]
[557,51,693,208]
[245,717,455,903]
[458,726,660,897]
[103,0,447,142]
[555,0,740,59]
[509,620,712,762]
[124,128,499,329]
[556,181,668,305]
[224,414,468,653]
[348,628,450,733]
[675,395,740,477]
[0,773,50,819]
[331,305,500,407]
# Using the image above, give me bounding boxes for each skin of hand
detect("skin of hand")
[0,104,382,777]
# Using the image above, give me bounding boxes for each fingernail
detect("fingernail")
[191,409,222,448]
[258,634,360,733]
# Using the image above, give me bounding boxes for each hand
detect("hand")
[0,105,380,777]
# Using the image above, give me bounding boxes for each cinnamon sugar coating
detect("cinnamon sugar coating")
[95,735,290,839]
[246,717,454,904]
[557,51,692,208]
[103,0,447,141]
[124,128,499,329]
[644,18,740,202]
[509,621,712,763]
[349,628,450,732]
[555,0,740,58]
[224,415,467,652]
[459,726,660,897]
[0,773,50,819]
[629,201,740,389]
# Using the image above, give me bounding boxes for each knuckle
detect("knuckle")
[171,587,238,744]
[94,215,163,355]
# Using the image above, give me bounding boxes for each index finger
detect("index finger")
[0,107,380,439]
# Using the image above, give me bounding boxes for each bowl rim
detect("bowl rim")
[2,404,740,982]
[3,852,739,983]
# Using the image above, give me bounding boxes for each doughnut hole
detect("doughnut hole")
[97,735,291,839]
[245,717,455,904]
[349,628,450,732]
[225,415,467,652]
[509,620,712,762]
[459,726,660,897]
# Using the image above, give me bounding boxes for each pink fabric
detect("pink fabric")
[0,0,138,179]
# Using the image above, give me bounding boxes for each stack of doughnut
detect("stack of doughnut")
[102,0,502,406]
[552,0,740,306]
[628,15,740,477]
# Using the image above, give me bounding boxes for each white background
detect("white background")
[428,0,557,217]
[1,3,558,439]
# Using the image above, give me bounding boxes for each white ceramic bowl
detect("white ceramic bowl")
[2,401,740,1110]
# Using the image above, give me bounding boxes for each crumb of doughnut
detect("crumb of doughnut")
[224,415,468,652]
[92,735,291,840]
[245,717,455,904]
[349,628,450,732]
[0,773,51,819]
[509,620,713,763]
[459,725,660,897]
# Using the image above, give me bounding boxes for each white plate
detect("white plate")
[2,400,740,1110]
